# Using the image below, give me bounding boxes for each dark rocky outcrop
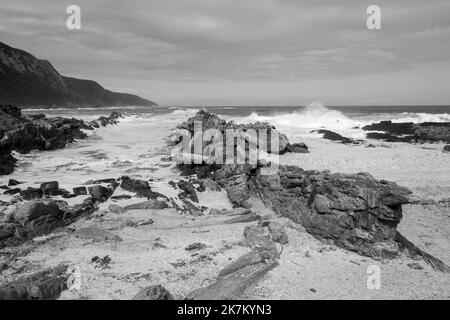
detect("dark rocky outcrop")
[174,108,308,157]
[133,285,175,300]
[314,129,362,144]
[0,181,115,248]
[0,105,124,175]
[0,265,69,300]
[120,176,167,200]
[0,42,156,108]
[363,121,450,144]
[174,110,450,271]
[443,144,450,153]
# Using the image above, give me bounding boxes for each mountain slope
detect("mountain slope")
[0,42,156,108]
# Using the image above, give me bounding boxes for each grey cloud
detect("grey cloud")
[0,0,449,104]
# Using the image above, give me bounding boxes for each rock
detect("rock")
[8,179,22,186]
[73,186,87,195]
[89,185,113,202]
[363,121,450,144]
[120,176,166,200]
[19,187,43,200]
[0,262,8,273]
[108,204,125,214]
[200,178,221,192]
[111,195,132,200]
[13,201,59,223]
[3,188,21,195]
[73,228,123,242]
[224,213,259,224]
[0,265,69,300]
[284,142,309,153]
[407,263,424,270]
[267,221,289,244]
[243,226,279,258]
[443,145,450,153]
[185,242,207,251]
[91,255,112,269]
[92,178,119,188]
[185,261,278,300]
[313,194,331,214]
[314,129,361,144]
[0,151,16,176]
[40,181,59,195]
[172,110,450,269]
[211,165,413,259]
[177,180,199,202]
[131,219,154,227]
[211,208,251,216]
[124,200,168,211]
[0,105,122,176]
[219,250,264,276]
[396,232,450,272]
[62,193,77,199]
[133,285,174,300]
[213,164,253,207]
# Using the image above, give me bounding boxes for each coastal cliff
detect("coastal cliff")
[0,42,156,108]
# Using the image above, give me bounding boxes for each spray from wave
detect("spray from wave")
[240,102,363,132]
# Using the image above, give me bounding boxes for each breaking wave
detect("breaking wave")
[239,102,363,131]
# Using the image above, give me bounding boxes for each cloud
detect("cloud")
[0,0,449,104]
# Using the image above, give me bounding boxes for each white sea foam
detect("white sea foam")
[239,102,361,130]
[391,112,450,123]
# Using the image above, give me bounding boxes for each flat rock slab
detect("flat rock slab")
[73,228,123,242]
[219,250,263,276]
[224,213,259,224]
[124,200,168,211]
[185,261,279,300]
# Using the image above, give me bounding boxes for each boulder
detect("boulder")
[40,181,59,195]
[132,285,174,300]
[0,265,69,300]
[8,179,22,186]
[177,180,199,202]
[12,201,61,225]
[19,187,43,200]
[284,142,309,153]
[73,186,87,195]
[443,145,450,153]
[120,176,166,200]
[89,185,113,202]
[108,204,125,214]
[267,221,289,244]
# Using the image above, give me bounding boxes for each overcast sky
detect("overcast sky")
[1,0,449,106]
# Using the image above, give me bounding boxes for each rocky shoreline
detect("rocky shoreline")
[0,105,123,175]
[309,120,450,152]
[0,109,449,300]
